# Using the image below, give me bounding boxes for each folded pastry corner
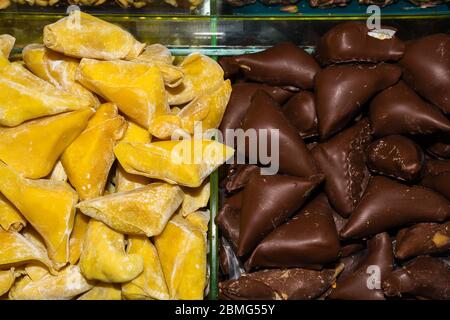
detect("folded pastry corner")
[77,183,183,237]
[122,236,169,300]
[79,220,144,283]
[62,103,127,200]
[0,161,78,266]
[0,108,94,179]
[114,139,234,187]
[43,12,144,60]
[155,213,207,300]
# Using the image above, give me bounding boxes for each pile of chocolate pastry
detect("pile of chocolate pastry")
[216,22,450,300]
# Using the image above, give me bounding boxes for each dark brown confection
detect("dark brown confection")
[340,176,450,239]
[219,242,230,275]
[400,34,450,114]
[421,159,450,200]
[219,83,293,133]
[219,43,320,89]
[237,174,324,257]
[395,222,450,260]
[428,138,450,159]
[223,164,260,193]
[315,63,401,139]
[340,242,365,258]
[337,249,366,281]
[369,81,450,137]
[245,194,340,270]
[312,119,372,218]
[358,0,396,7]
[216,192,243,250]
[316,22,405,65]
[328,232,393,300]
[309,0,350,8]
[367,135,424,182]
[282,91,318,138]
[383,256,450,300]
[242,90,317,177]
[219,267,338,300]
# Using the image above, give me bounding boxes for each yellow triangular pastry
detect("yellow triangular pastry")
[77,183,183,237]
[61,103,127,200]
[0,62,92,127]
[0,108,94,179]
[43,12,144,60]
[79,220,143,283]
[122,236,169,300]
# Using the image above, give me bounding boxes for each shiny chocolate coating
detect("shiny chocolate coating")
[428,138,450,159]
[219,42,320,90]
[316,22,405,65]
[421,159,450,200]
[216,192,243,250]
[237,174,324,257]
[282,91,318,138]
[219,83,293,133]
[219,267,338,300]
[369,81,450,137]
[246,193,340,270]
[328,232,393,300]
[315,63,401,139]
[383,256,450,300]
[340,176,450,239]
[367,135,424,182]
[242,90,317,177]
[400,34,450,114]
[223,164,260,193]
[312,119,372,217]
[395,222,450,260]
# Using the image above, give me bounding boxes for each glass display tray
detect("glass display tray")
[219,1,450,17]
[0,0,211,15]
[0,11,449,301]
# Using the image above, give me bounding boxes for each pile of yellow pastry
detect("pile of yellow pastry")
[0,12,233,300]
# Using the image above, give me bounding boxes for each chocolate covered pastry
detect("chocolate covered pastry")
[316,22,405,65]
[367,135,424,182]
[282,91,318,139]
[216,192,243,250]
[223,164,260,193]
[369,81,450,137]
[383,256,450,300]
[421,159,450,200]
[219,43,320,90]
[395,222,450,259]
[358,0,397,6]
[219,267,340,300]
[312,119,372,218]
[315,63,401,139]
[400,34,450,114]
[329,233,394,300]
[238,174,323,256]
[309,0,350,8]
[219,83,293,133]
[242,90,317,177]
[246,193,340,270]
[340,176,450,239]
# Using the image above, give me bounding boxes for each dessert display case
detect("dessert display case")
[0,0,449,302]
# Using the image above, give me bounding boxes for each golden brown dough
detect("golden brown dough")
[0,161,78,266]
[0,108,94,179]
[77,183,183,237]
[122,236,169,300]
[62,103,127,200]
[79,220,144,283]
